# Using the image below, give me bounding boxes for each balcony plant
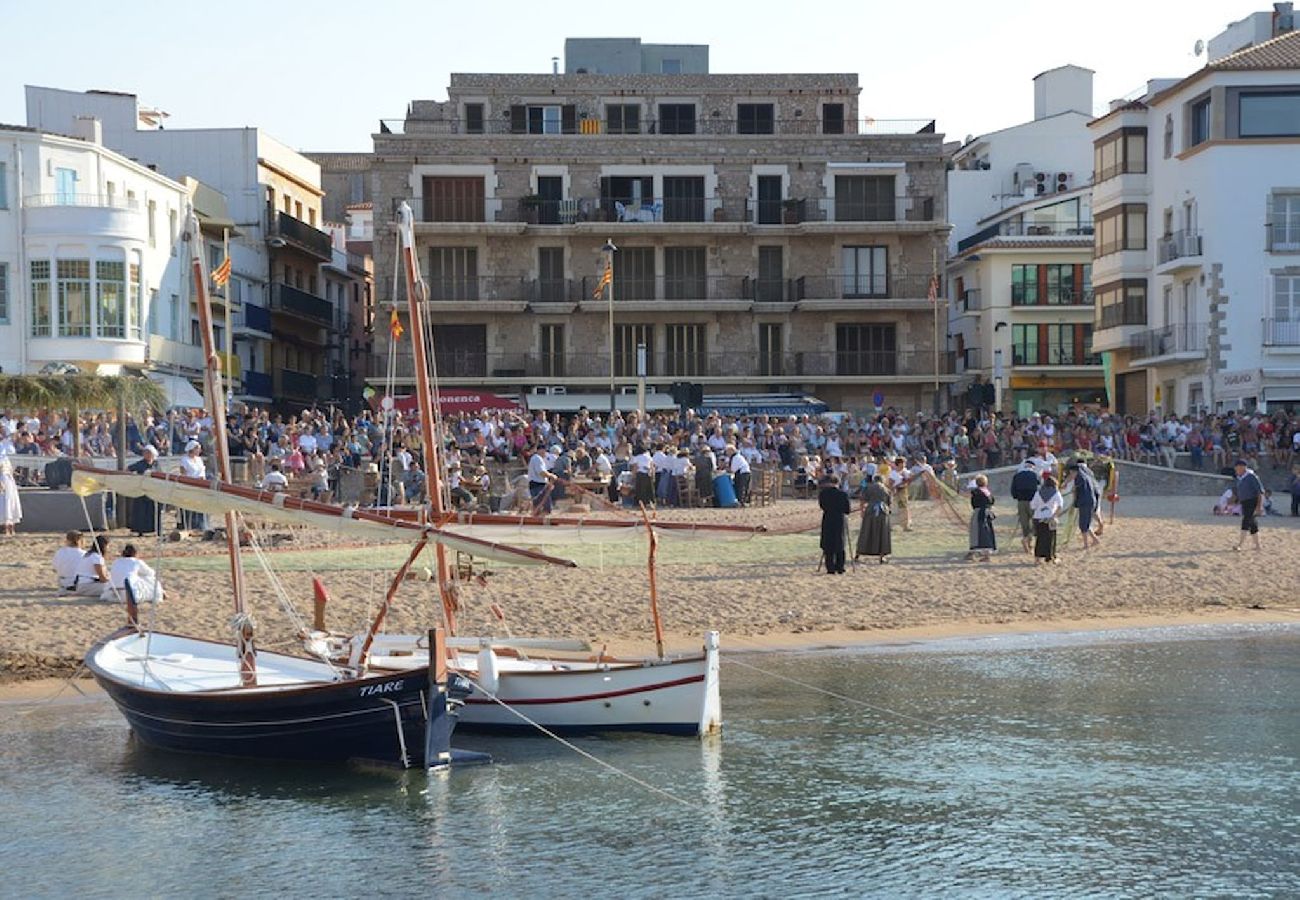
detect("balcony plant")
[520,194,543,225]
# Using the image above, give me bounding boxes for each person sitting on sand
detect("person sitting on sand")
[71,535,111,597]
[1213,488,1241,516]
[53,530,83,590]
[109,543,164,604]
[261,460,289,493]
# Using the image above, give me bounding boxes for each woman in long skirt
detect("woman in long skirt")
[967,474,996,562]
[0,459,21,535]
[1071,462,1100,551]
[855,475,893,564]
[1030,473,1064,564]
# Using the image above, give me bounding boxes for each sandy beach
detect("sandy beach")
[2,494,1297,690]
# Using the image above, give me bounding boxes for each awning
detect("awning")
[391,391,522,415]
[701,394,829,417]
[148,373,205,409]
[523,392,676,413]
[1009,375,1105,390]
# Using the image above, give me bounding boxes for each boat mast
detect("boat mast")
[396,202,457,635]
[186,211,256,686]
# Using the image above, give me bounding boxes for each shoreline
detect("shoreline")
[5,605,1296,703]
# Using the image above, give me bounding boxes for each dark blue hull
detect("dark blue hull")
[87,636,462,767]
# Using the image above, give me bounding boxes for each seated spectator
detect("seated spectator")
[109,543,164,603]
[71,535,111,598]
[53,530,83,590]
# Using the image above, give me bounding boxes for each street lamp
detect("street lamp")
[602,238,617,419]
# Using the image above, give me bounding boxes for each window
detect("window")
[1045,264,1076,304]
[1093,127,1146,181]
[1095,204,1147,256]
[1240,91,1300,137]
[0,162,7,209]
[1164,115,1174,159]
[613,247,655,301]
[1012,265,1038,305]
[822,104,845,135]
[1275,275,1300,322]
[1271,193,1300,251]
[510,104,576,135]
[148,200,157,247]
[0,263,7,323]
[662,176,705,222]
[427,247,478,300]
[758,323,784,375]
[434,325,486,377]
[664,247,706,299]
[841,246,888,297]
[1095,279,1148,328]
[1046,324,1075,365]
[31,261,51,336]
[96,260,126,338]
[55,168,77,204]
[661,59,681,75]
[756,246,784,302]
[658,104,696,135]
[421,176,485,222]
[540,323,565,377]
[57,259,91,337]
[614,324,654,376]
[836,324,896,375]
[1082,324,1099,365]
[537,247,565,302]
[606,104,640,134]
[169,208,177,243]
[464,103,484,134]
[834,175,895,221]
[1190,96,1211,147]
[665,324,706,376]
[737,103,775,135]
[169,293,182,342]
[1012,324,1039,365]
[308,208,316,227]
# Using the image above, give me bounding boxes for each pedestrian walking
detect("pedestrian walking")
[1030,473,1064,564]
[967,474,997,562]
[818,475,851,574]
[855,474,893,564]
[1010,458,1040,554]
[1231,458,1265,551]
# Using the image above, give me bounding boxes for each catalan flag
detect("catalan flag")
[928,274,940,305]
[592,260,612,299]
[389,308,405,341]
[212,256,232,287]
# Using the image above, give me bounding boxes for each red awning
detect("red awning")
[389,391,521,415]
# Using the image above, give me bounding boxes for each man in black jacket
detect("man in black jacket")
[1010,458,1041,554]
[818,475,852,574]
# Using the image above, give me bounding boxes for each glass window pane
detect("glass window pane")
[1240,93,1300,137]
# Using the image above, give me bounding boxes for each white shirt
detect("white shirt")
[54,546,82,588]
[631,451,653,474]
[527,453,550,484]
[1031,452,1057,477]
[729,453,750,475]
[1031,489,1064,521]
[594,454,613,478]
[73,550,106,583]
[110,557,157,592]
[180,454,206,478]
[262,470,289,492]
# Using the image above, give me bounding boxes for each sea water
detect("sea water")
[2,624,1297,898]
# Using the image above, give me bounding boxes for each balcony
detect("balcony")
[236,303,273,336]
[1098,299,1148,330]
[146,335,204,374]
[242,370,273,399]
[1129,323,1207,363]
[271,283,333,325]
[959,348,981,372]
[369,349,953,382]
[1263,318,1300,348]
[959,289,982,313]
[1010,287,1094,307]
[23,193,144,240]
[1266,224,1300,253]
[279,368,318,399]
[381,116,937,137]
[956,220,1095,254]
[1155,231,1203,272]
[269,211,332,261]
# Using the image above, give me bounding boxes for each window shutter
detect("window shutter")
[509,105,526,134]
[561,105,577,134]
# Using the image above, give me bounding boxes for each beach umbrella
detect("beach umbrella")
[0,371,166,462]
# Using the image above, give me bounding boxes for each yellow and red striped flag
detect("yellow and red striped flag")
[212,256,232,287]
[927,274,940,305]
[592,260,612,299]
[389,308,405,341]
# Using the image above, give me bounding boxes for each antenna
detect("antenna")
[1193,39,1205,57]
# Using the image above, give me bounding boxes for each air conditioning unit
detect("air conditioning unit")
[1034,172,1049,195]
[1056,172,1073,192]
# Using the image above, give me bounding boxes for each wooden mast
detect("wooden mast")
[396,203,457,636]
[187,211,256,686]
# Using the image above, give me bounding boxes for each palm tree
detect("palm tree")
[0,372,167,464]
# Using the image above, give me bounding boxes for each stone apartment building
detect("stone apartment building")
[368,62,952,413]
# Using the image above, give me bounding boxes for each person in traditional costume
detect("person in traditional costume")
[967,474,997,562]
[817,475,851,574]
[126,445,160,536]
[855,474,893,564]
[0,457,21,535]
[178,440,208,533]
[1030,473,1064,564]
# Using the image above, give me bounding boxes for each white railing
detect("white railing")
[24,193,141,210]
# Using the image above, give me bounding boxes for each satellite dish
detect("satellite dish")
[1193,39,1205,56]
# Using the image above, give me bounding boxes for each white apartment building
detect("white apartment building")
[1090,10,1300,415]
[947,67,1101,415]
[26,86,333,408]
[0,119,195,389]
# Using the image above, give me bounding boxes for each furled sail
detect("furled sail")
[71,466,576,568]
[434,512,764,546]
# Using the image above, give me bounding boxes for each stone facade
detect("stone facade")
[369,73,953,413]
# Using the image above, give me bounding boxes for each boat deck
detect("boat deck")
[93,633,343,693]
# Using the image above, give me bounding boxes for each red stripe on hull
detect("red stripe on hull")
[464,673,704,706]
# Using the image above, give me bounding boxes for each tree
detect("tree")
[0,373,167,463]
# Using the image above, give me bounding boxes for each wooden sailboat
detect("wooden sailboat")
[334,202,731,736]
[77,211,570,767]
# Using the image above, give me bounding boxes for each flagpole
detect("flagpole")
[602,239,617,419]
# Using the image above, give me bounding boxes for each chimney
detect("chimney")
[72,115,102,144]
[1275,2,1295,36]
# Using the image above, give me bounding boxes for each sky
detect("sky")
[0,0,1268,152]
